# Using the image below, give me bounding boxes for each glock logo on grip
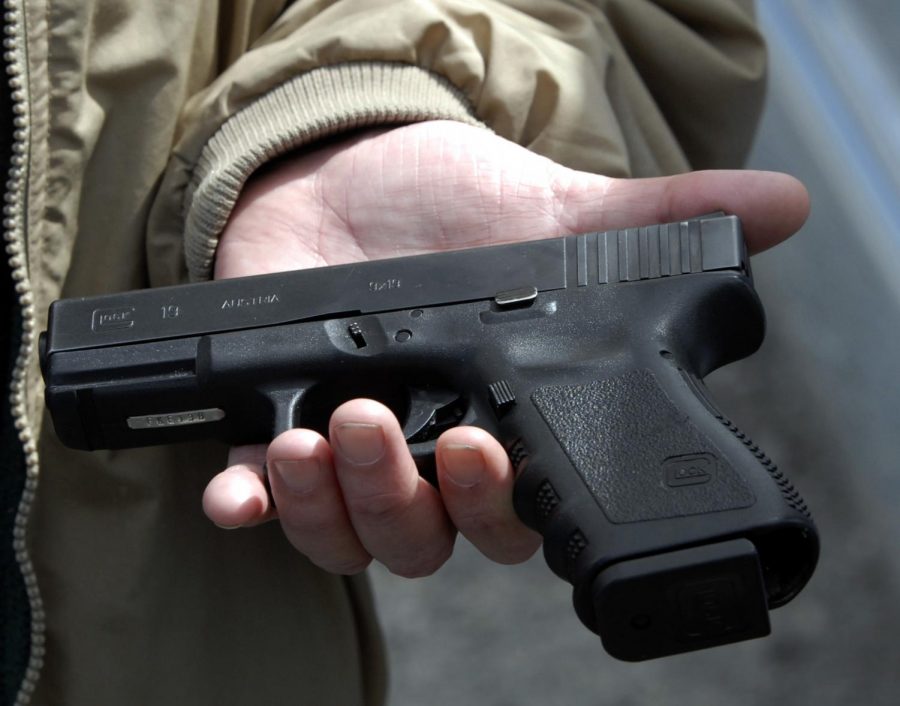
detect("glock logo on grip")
[663,453,716,488]
[92,307,135,332]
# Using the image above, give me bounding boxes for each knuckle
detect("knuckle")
[489,537,540,565]
[471,526,541,565]
[455,511,504,536]
[321,556,372,576]
[451,511,541,564]
[347,491,412,523]
[279,511,335,538]
[387,541,454,579]
[389,564,431,579]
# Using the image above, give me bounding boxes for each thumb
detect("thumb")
[554,168,810,255]
[402,122,808,254]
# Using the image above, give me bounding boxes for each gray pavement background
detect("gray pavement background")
[369,2,900,704]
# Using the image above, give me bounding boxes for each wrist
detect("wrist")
[186,63,482,282]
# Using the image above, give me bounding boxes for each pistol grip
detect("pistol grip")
[508,359,818,660]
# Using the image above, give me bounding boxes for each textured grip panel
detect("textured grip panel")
[566,530,589,563]
[531,370,755,524]
[535,479,561,520]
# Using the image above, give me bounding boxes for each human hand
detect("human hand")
[201,120,809,577]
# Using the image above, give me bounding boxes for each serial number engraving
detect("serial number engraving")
[127,408,226,430]
[221,294,280,309]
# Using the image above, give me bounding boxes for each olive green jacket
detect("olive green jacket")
[3,1,765,703]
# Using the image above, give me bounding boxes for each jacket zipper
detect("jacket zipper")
[3,0,46,703]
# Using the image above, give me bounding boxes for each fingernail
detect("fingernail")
[442,444,484,488]
[333,423,385,465]
[272,458,321,495]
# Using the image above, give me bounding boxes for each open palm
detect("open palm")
[204,120,809,577]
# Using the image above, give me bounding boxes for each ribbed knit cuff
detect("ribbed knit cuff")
[183,62,483,281]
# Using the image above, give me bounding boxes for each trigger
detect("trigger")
[402,388,465,443]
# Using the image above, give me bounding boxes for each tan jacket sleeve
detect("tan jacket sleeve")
[146,0,766,284]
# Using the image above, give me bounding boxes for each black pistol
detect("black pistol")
[40,213,819,661]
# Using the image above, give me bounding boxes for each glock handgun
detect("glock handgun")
[40,213,818,661]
